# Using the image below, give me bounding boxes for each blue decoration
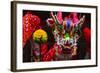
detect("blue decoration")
[66,19,71,29]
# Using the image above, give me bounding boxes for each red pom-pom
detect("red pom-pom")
[83,27,91,47]
[83,27,91,55]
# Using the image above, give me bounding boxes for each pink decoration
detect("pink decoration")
[57,11,63,24]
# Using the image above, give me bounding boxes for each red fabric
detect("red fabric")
[42,47,56,61]
[41,43,48,56]
[42,43,62,61]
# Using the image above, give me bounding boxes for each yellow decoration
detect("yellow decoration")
[33,29,48,43]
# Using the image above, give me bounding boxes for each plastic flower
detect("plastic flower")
[33,29,48,43]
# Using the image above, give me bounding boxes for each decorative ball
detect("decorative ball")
[33,29,48,43]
